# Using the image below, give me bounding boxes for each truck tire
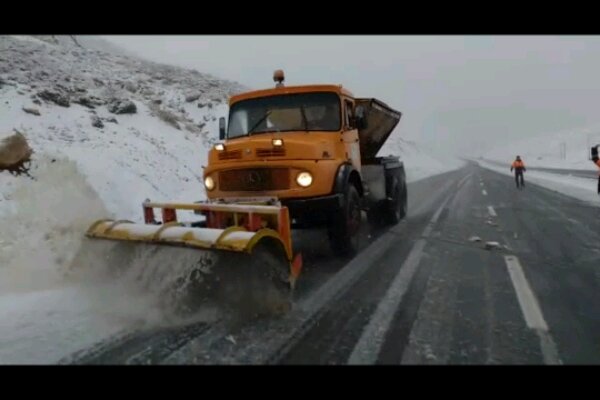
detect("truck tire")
[328,184,361,256]
[367,169,407,227]
[399,180,407,219]
[385,176,407,224]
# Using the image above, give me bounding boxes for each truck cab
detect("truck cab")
[203,71,406,255]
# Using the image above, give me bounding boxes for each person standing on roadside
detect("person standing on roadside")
[510,155,526,189]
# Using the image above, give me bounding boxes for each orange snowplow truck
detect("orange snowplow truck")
[84,70,406,316]
[203,70,406,255]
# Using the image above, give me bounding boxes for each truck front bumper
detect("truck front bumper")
[282,194,343,228]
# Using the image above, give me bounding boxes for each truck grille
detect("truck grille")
[219,168,290,191]
[218,149,242,160]
[256,147,286,157]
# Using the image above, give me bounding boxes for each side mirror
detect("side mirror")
[355,106,367,130]
[219,117,226,140]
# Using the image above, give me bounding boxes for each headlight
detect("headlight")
[204,176,215,191]
[272,138,284,147]
[214,143,225,151]
[296,172,313,187]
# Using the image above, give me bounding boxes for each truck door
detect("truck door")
[342,98,361,171]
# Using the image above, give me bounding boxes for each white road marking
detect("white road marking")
[504,255,562,364]
[347,174,467,365]
[504,255,547,330]
[482,189,488,196]
[487,206,497,217]
[537,330,562,365]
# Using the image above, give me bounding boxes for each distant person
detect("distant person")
[510,155,526,189]
[591,145,600,194]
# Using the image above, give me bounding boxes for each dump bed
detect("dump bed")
[356,98,402,163]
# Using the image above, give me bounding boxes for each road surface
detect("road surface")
[64,162,600,364]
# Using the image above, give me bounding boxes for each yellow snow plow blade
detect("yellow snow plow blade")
[86,220,285,256]
[79,200,303,320]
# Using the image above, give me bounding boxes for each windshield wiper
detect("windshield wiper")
[299,104,309,131]
[247,110,272,136]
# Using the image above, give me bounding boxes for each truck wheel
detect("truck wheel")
[384,176,407,225]
[399,181,407,219]
[329,184,361,256]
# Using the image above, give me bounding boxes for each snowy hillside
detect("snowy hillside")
[30,35,137,58]
[484,124,600,170]
[0,35,246,220]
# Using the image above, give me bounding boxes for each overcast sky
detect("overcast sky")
[103,35,600,156]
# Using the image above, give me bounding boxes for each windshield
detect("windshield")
[227,92,341,138]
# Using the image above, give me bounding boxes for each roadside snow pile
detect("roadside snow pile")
[0,156,108,292]
[485,124,600,170]
[0,155,130,363]
[380,137,465,182]
[0,154,218,364]
[477,159,600,206]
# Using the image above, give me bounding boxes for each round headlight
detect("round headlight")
[296,172,313,187]
[204,176,215,191]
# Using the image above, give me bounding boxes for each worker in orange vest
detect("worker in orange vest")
[591,145,600,194]
[510,155,526,189]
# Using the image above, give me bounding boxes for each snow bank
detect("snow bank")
[0,155,218,363]
[0,156,108,293]
[0,156,132,363]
